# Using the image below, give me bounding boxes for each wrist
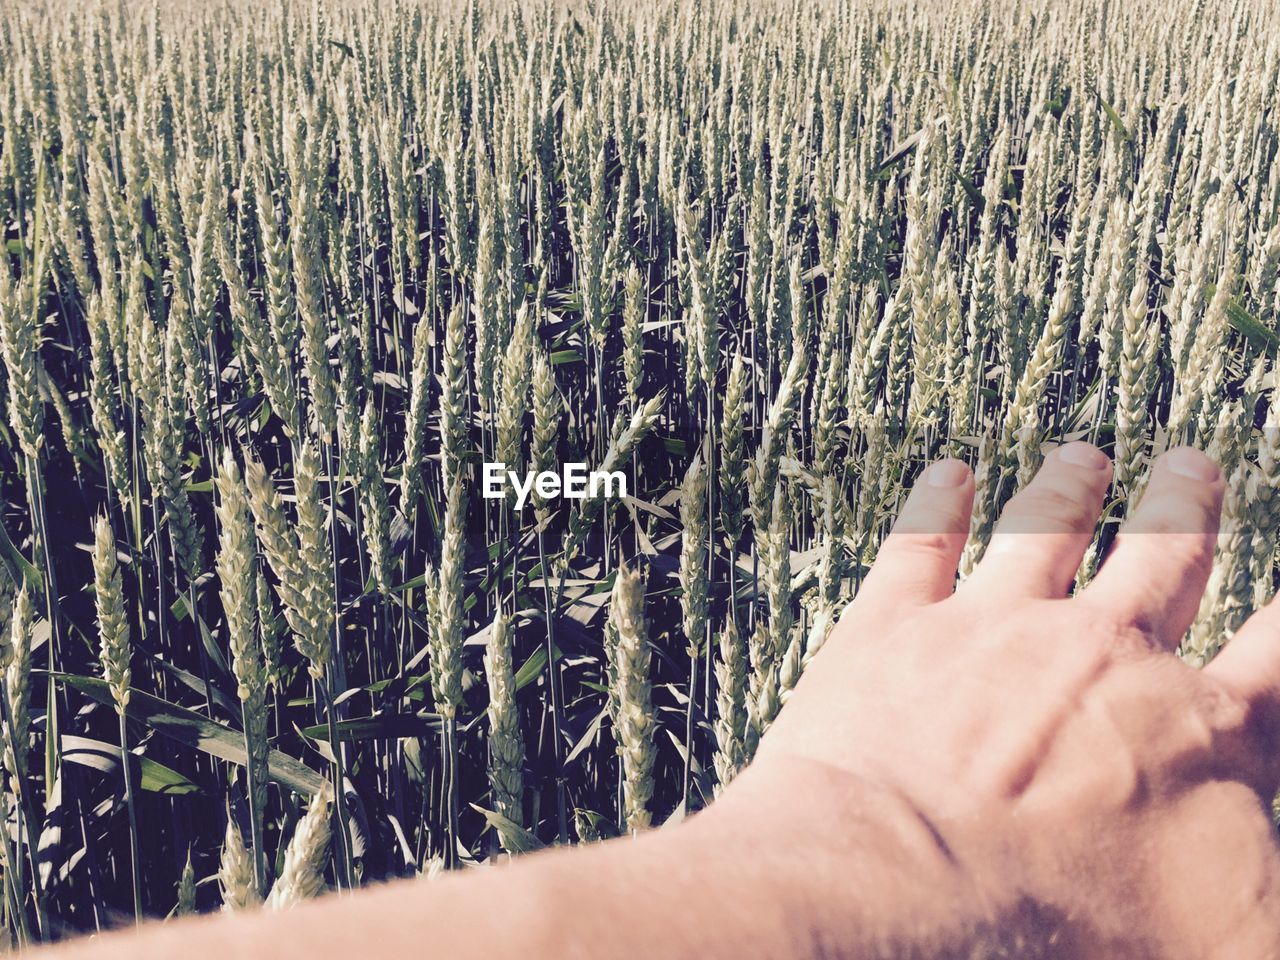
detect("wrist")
[693,754,1057,959]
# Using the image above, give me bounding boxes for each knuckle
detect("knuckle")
[1115,525,1216,576]
[1209,685,1254,740]
[1157,529,1216,574]
[1128,506,1191,535]
[892,502,966,539]
[1199,681,1280,789]
[884,530,959,560]
[1212,674,1279,759]
[1001,484,1095,534]
[1075,602,1158,658]
[1130,489,1221,536]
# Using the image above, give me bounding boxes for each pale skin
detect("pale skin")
[47,442,1280,958]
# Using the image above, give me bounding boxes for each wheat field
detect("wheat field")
[0,0,1275,938]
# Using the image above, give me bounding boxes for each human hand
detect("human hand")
[714,443,1280,959]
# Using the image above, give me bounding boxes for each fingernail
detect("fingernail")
[1165,447,1221,482]
[927,459,969,487]
[1057,441,1110,470]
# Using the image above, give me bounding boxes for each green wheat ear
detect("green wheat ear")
[93,517,131,714]
[610,561,655,835]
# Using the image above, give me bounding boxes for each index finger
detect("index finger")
[852,458,975,615]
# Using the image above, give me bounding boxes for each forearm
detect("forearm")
[44,815,807,960]
[43,758,1039,960]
